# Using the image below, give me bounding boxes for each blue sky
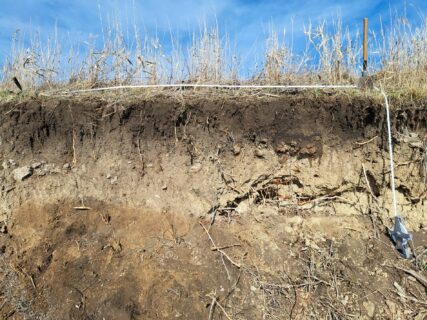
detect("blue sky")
[1,0,427,75]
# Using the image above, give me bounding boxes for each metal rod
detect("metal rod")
[363,18,368,75]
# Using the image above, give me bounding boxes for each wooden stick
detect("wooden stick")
[363,18,368,73]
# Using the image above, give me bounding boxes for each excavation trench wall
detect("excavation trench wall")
[0,93,427,319]
[0,94,426,228]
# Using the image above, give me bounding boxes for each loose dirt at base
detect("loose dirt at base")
[0,92,426,319]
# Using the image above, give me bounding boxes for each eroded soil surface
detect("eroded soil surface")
[0,92,426,319]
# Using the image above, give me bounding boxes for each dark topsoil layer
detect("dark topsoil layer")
[1,92,426,161]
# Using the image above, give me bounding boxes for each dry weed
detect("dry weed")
[1,13,427,96]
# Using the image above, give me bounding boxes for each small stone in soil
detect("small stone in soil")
[233,144,241,155]
[190,163,202,173]
[0,222,7,234]
[13,166,33,181]
[254,149,265,158]
[31,162,43,169]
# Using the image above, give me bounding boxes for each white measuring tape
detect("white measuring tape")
[380,88,398,217]
[40,84,358,96]
[378,87,413,259]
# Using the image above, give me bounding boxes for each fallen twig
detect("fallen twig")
[362,163,377,199]
[215,299,233,320]
[207,293,234,320]
[12,264,36,289]
[137,137,144,168]
[362,163,381,238]
[282,270,297,320]
[72,128,77,165]
[208,296,216,320]
[355,136,377,146]
[74,206,92,211]
[416,248,427,260]
[5,186,15,193]
[209,208,218,228]
[68,105,77,165]
[221,254,232,281]
[394,265,427,288]
[394,282,427,306]
[137,120,145,174]
[199,222,241,268]
[211,244,241,251]
[224,270,242,302]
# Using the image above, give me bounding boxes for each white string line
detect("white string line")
[41,84,358,95]
[380,88,398,218]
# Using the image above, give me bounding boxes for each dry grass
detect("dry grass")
[1,13,427,97]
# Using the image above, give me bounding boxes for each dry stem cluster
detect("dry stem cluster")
[1,14,427,96]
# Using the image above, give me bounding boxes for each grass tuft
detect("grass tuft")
[1,13,427,97]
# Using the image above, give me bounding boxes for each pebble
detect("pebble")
[299,144,317,157]
[233,144,241,155]
[0,222,7,234]
[385,300,396,315]
[31,162,42,169]
[190,162,202,173]
[363,301,375,318]
[48,165,61,174]
[274,142,292,154]
[12,166,33,181]
[235,200,250,215]
[2,159,16,170]
[254,149,265,158]
[110,176,118,185]
[37,170,47,177]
